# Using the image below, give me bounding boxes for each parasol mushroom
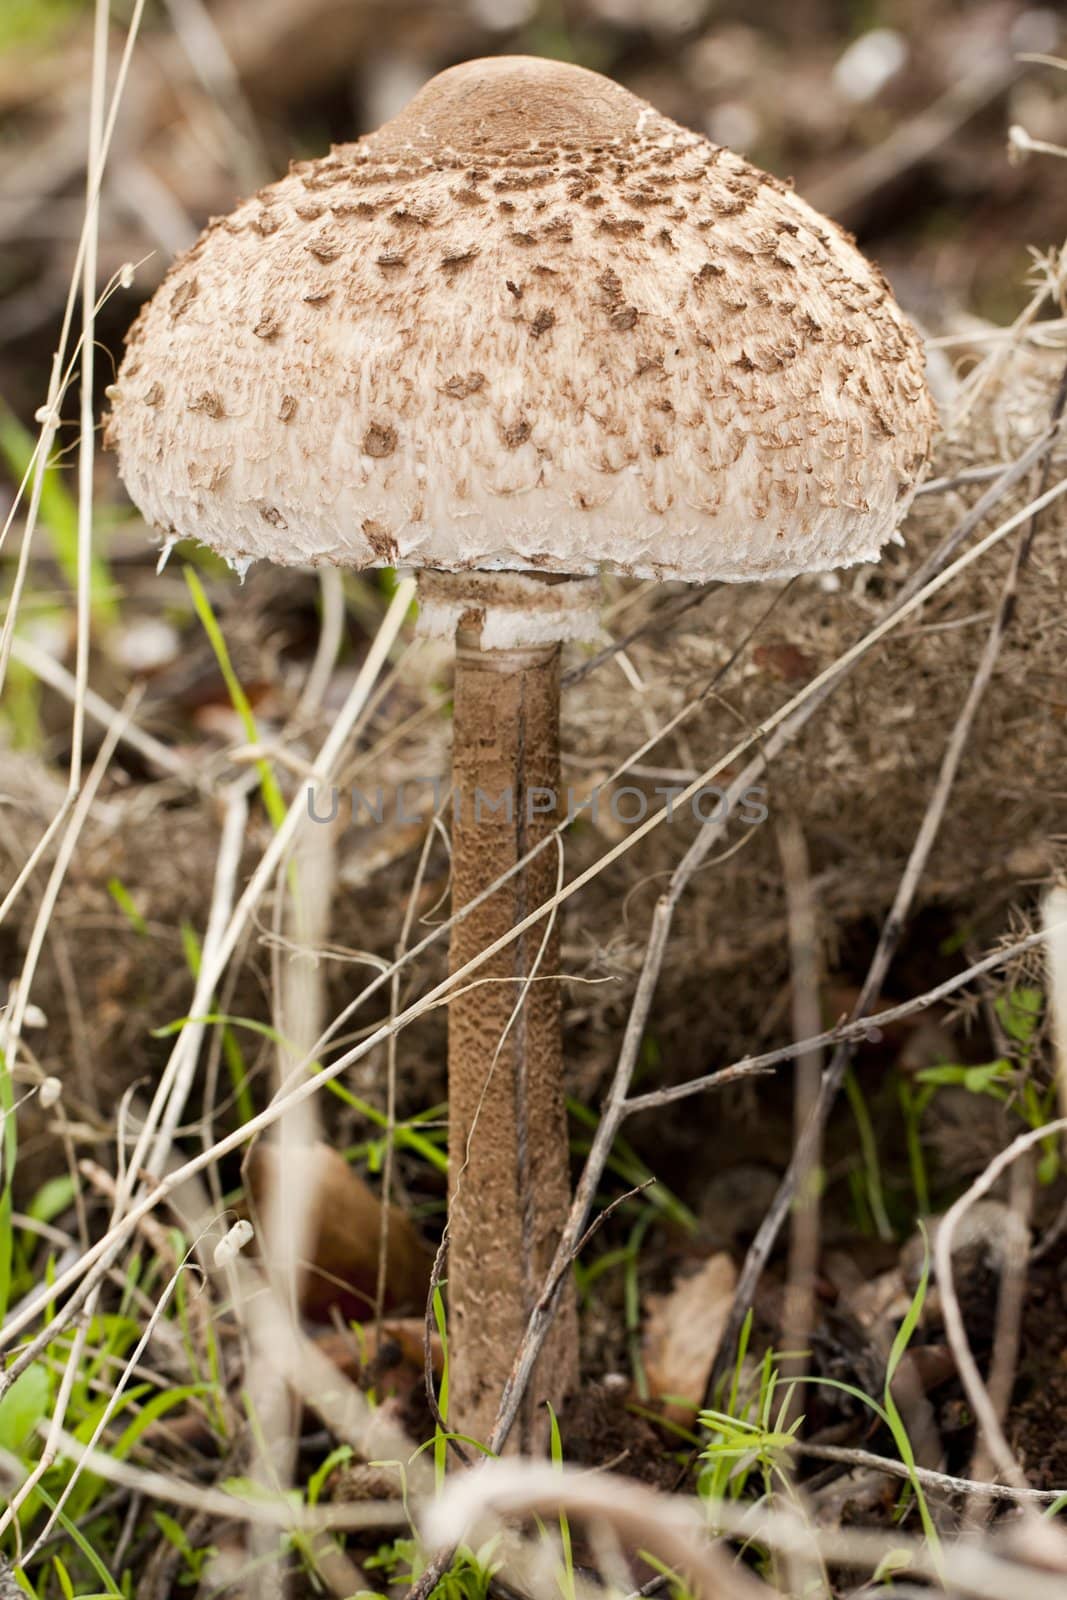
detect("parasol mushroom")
[107,54,936,1450]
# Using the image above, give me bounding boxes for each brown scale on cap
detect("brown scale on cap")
[109,54,937,582]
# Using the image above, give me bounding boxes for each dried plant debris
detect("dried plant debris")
[5,346,1067,1203]
[643,1251,737,1418]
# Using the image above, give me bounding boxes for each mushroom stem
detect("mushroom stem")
[447,624,578,1451]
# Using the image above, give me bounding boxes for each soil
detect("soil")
[1011,1248,1067,1486]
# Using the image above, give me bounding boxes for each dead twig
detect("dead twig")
[561,585,719,687]
[796,1440,1065,1504]
[776,817,823,1428]
[424,1460,775,1600]
[424,1458,1067,1600]
[964,1150,1035,1525]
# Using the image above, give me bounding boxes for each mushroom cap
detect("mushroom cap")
[109,55,937,584]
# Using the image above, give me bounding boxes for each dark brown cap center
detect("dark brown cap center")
[378,55,647,153]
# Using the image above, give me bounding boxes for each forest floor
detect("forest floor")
[2,2,1067,1597]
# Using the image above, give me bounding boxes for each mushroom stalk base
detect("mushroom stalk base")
[446,621,578,1453]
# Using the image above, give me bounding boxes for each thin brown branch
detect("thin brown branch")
[776,817,823,1426]
[964,1151,1035,1525]
[623,921,1064,1115]
[796,1440,1065,1504]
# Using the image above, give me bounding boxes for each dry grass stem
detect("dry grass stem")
[776,817,823,1425]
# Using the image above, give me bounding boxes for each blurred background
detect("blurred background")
[1,0,1066,428]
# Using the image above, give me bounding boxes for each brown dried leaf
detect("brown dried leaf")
[247,1141,432,1321]
[643,1251,737,1420]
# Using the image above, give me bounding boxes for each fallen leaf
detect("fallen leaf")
[247,1142,432,1321]
[753,641,816,682]
[643,1251,737,1420]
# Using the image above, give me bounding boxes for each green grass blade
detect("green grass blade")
[184,567,286,828]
